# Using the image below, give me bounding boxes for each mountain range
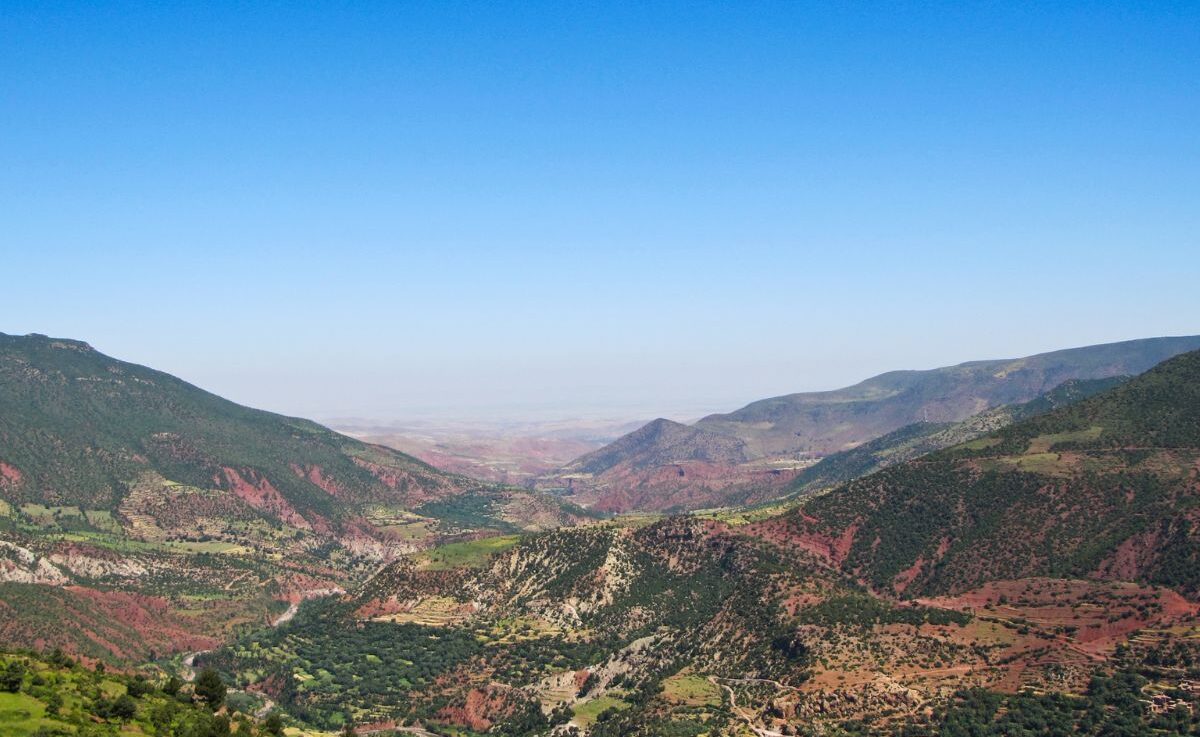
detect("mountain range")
[4,333,1200,736]
[544,335,1200,512]
[785,374,1129,498]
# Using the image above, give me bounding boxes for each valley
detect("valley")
[5,1,1196,734]
[333,417,641,487]
[3,334,1200,736]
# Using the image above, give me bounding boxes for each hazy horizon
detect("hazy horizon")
[4,328,1199,425]
[4,4,1197,422]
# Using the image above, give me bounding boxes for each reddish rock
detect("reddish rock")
[437,685,528,732]
[218,467,312,530]
[0,461,22,487]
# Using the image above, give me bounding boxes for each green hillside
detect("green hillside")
[0,647,278,737]
[791,349,1200,597]
[0,333,458,516]
[206,517,833,732]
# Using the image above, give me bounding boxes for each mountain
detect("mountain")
[539,419,784,512]
[0,332,584,660]
[548,335,1200,512]
[786,375,1129,497]
[8,339,1200,736]
[561,418,751,474]
[759,348,1200,598]
[0,333,461,517]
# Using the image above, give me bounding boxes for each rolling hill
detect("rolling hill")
[547,335,1200,512]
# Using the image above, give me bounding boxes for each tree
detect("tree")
[127,675,152,698]
[163,674,183,696]
[262,712,285,736]
[46,647,74,669]
[0,660,25,692]
[194,667,227,710]
[109,694,138,720]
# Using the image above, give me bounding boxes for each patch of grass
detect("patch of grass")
[572,695,629,726]
[0,691,57,737]
[661,673,721,706]
[1027,426,1104,453]
[417,535,520,570]
[84,509,122,532]
[961,437,1002,451]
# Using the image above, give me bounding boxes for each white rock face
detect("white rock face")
[0,541,70,585]
[48,551,149,579]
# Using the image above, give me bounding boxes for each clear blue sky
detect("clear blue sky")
[2,2,1197,421]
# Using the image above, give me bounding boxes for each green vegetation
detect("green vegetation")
[0,648,280,737]
[660,673,721,706]
[208,517,820,734]
[797,349,1200,597]
[205,598,485,729]
[193,668,226,710]
[887,670,1199,737]
[417,534,521,569]
[572,695,630,726]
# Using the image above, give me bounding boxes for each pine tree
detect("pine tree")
[194,667,227,710]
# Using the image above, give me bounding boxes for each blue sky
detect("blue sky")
[2,2,1197,421]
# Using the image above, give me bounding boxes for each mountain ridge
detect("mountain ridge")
[547,334,1200,512]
